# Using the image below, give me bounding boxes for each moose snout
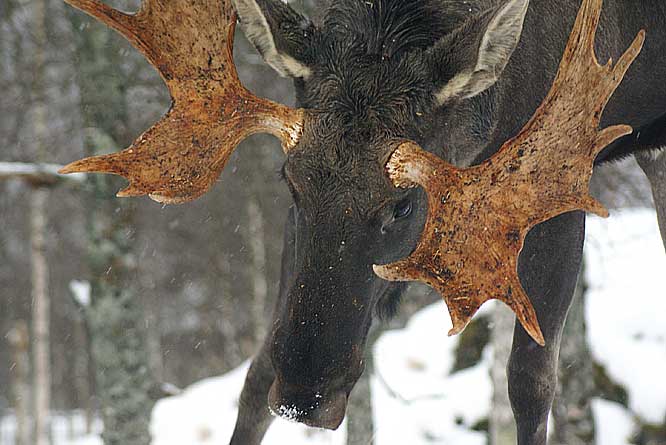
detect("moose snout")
[270,321,366,387]
[268,320,366,429]
[268,380,348,430]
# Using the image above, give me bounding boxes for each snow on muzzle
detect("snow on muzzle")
[268,380,348,430]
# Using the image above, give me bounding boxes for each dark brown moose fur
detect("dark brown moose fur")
[230,1,666,444]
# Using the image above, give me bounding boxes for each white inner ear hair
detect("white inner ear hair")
[280,54,312,79]
[645,146,666,162]
[435,71,474,104]
[233,0,311,79]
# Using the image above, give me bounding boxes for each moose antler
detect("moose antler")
[60,0,305,203]
[374,0,645,346]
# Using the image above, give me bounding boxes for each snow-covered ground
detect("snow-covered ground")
[585,209,666,428]
[371,302,492,445]
[149,300,492,445]
[0,412,101,445]
[2,208,664,445]
[151,363,347,445]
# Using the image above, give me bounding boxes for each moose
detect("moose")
[61,0,666,443]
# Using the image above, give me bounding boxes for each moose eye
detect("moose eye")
[393,199,412,219]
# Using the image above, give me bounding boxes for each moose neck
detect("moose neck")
[427,0,666,167]
[420,1,583,167]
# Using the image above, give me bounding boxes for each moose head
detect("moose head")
[61,0,643,430]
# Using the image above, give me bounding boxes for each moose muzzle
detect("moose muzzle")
[268,380,349,430]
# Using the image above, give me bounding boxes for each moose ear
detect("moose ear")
[428,0,529,105]
[232,0,315,78]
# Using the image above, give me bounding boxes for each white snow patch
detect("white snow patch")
[69,280,91,307]
[0,412,102,445]
[149,300,489,445]
[585,209,666,424]
[372,301,491,445]
[592,398,636,445]
[150,362,346,445]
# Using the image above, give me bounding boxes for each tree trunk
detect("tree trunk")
[551,262,596,445]
[72,313,94,435]
[80,146,155,445]
[218,253,244,367]
[247,197,268,344]
[346,367,374,445]
[346,327,381,445]
[636,151,666,249]
[31,188,51,445]
[80,89,155,445]
[67,7,157,444]
[52,325,68,430]
[490,304,517,445]
[347,285,439,445]
[7,321,31,445]
[31,0,51,441]
[145,315,165,384]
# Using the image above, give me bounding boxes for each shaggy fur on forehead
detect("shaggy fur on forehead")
[296,0,496,144]
[301,52,432,144]
[320,0,491,57]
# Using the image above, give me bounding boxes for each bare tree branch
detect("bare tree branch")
[0,162,85,186]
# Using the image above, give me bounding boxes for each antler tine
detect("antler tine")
[375,0,645,346]
[593,31,644,151]
[64,0,134,37]
[61,0,305,204]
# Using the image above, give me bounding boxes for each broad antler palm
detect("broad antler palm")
[60,0,305,203]
[374,0,644,345]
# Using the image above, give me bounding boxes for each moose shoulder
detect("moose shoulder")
[60,0,666,444]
